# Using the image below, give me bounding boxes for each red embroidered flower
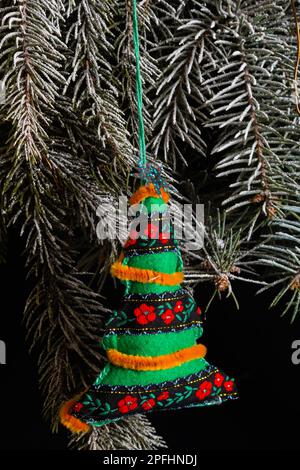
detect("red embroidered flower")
[196,306,202,315]
[157,391,169,401]
[214,372,225,387]
[118,395,138,414]
[134,303,156,325]
[142,398,156,411]
[161,309,175,324]
[124,229,139,248]
[174,300,184,313]
[159,232,170,244]
[144,223,159,239]
[223,380,235,392]
[72,402,83,413]
[124,238,137,248]
[129,229,139,239]
[195,380,213,400]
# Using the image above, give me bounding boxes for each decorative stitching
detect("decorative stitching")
[105,319,203,332]
[125,245,176,252]
[124,295,186,302]
[123,289,188,302]
[93,368,218,394]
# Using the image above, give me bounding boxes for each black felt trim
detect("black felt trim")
[104,289,203,333]
[71,365,238,424]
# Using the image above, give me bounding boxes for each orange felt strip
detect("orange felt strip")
[129,183,170,206]
[107,343,207,371]
[110,261,184,285]
[60,397,90,434]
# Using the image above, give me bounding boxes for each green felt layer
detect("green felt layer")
[125,251,182,294]
[96,357,208,387]
[126,251,181,273]
[96,193,202,388]
[102,326,202,356]
[142,197,167,212]
[123,195,184,295]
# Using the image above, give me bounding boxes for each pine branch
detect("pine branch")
[63,0,134,173]
[0,0,167,449]
[150,1,223,163]
[69,414,167,450]
[255,209,300,321]
[114,0,160,152]
[203,0,300,220]
[184,208,265,309]
[0,0,66,164]
[0,0,107,426]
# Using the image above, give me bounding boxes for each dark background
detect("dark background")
[0,229,300,451]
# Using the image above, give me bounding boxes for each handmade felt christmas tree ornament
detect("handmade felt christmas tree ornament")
[60,184,238,433]
[60,0,237,434]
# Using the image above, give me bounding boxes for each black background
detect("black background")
[0,229,300,451]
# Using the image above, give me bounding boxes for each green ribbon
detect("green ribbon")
[132,0,146,169]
